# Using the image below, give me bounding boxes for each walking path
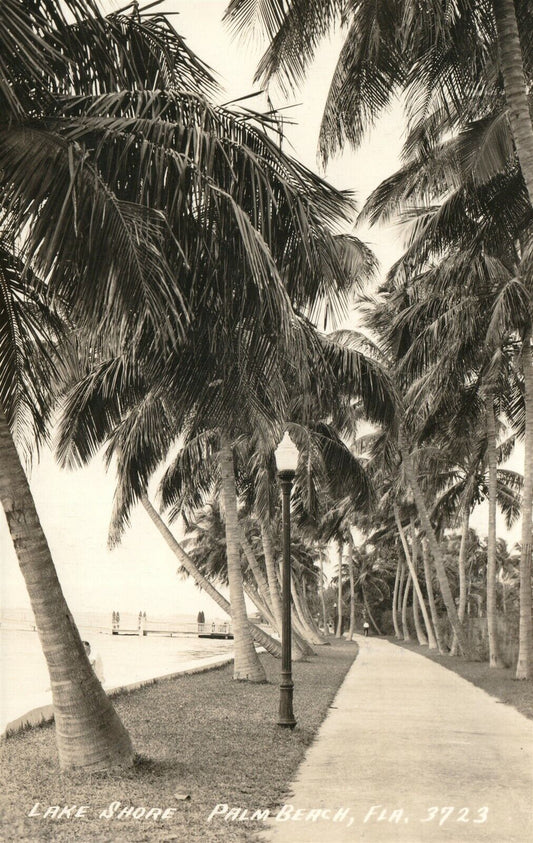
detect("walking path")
[262,636,533,843]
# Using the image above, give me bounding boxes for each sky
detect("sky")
[1,1,518,620]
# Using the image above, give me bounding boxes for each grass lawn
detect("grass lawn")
[388,637,533,720]
[0,639,357,843]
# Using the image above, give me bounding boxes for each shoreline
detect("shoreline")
[1,629,235,738]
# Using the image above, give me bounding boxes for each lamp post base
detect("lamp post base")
[278,676,296,729]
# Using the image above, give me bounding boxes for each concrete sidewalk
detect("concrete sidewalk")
[262,636,533,843]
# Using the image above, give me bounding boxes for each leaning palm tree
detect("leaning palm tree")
[0,0,201,772]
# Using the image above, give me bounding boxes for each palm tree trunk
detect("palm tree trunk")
[240,527,277,626]
[260,519,283,630]
[401,570,412,641]
[516,332,533,678]
[422,538,447,654]
[219,434,266,681]
[397,558,406,633]
[140,494,282,659]
[392,557,402,639]
[0,410,132,770]
[399,432,473,657]
[394,505,436,648]
[412,589,427,645]
[492,0,533,205]
[486,394,503,667]
[318,551,328,634]
[347,539,356,640]
[335,538,343,638]
[291,575,325,645]
[451,497,471,655]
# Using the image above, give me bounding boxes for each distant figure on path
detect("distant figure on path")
[363,622,370,637]
[83,640,105,684]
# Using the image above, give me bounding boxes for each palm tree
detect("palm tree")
[0,0,205,772]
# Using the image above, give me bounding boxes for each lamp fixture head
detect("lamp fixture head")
[274,430,299,477]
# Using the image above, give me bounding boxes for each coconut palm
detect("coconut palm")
[0,0,208,772]
[225,0,533,206]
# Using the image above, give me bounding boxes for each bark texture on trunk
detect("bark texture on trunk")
[399,432,473,658]
[517,335,533,678]
[260,520,283,630]
[0,410,133,770]
[422,538,447,654]
[401,570,412,641]
[492,0,533,205]
[394,506,436,648]
[486,395,503,667]
[392,557,402,639]
[219,435,266,681]
[335,538,343,638]
[347,540,355,640]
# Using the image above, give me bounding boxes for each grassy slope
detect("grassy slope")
[388,637,533,720]
[0,639,357,843]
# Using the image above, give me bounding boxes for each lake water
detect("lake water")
[0,627,234,734]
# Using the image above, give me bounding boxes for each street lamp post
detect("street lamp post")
[274,431,298,729]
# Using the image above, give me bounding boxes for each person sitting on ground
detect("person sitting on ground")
[83,640,105,684]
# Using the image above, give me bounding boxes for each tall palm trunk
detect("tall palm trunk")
[422,538,447,654]
[291,575,325,645]
[412,589,427,645]
[260,520,283,630]
[240,528,277,625]
[486,394,503,667]
[335,538,343,637]
[397,559,406,635]
[347,539,356,640]
[394,505,436,648]
[219,434,266,681]
[318,551,328,634]
[0,410,132,770]
[516,333,533,678]
[451,494,471,656]
[401,570,412,641]
[392,557,402,639]
[140,495,282,659]
[492,0,533,205]
[399,431,473,657]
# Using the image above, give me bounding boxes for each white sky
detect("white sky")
[1,1,517,619]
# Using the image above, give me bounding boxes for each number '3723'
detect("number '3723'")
[421,807,489,826]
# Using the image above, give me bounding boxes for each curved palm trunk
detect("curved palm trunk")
[422,538,447,654]
[301,578,325,640]
[517,334,533,678]
[412,589,427,645]
[401,570,412,641]
[394,505,436,648]
[0,411,132,770]
[486,394,503,667]
[219,435,266,681]
[399,433,473,657]
[392,557,402,639]
[260,520,283,630]
[347,540,356,640]
[240,528,277,624]
[335,538,343,638]
[140,495,281,659]
[291,575,325,645]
